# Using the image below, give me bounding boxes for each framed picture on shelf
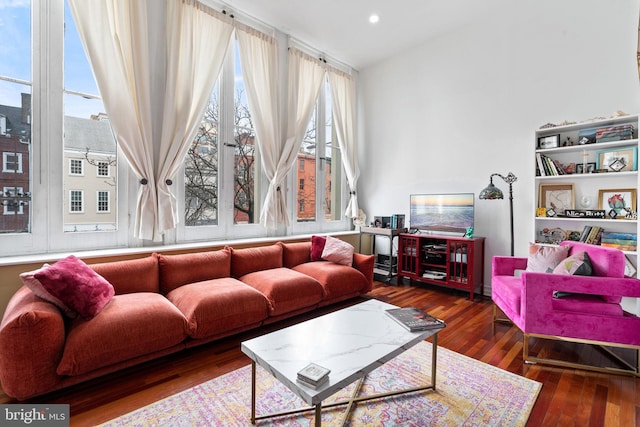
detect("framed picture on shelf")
[539,183,575,215]
[595,147,638,172]
[597,188,637,217]
[575,162,596,174]
[537,134,560,149]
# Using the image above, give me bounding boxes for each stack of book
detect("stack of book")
[385,307,446,332]
[536,152,566,176]
[601,232,637,251]
[595,124,634,143]
[297,362,330,389]
[391,214,405,229]
[578,225,603,245]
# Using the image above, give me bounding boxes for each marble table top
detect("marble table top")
[241,299,443,405]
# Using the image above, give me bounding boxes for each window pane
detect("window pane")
[324,83,342,221]
[0,1,31,234]
[185,83,219,226]
[234,42,258,225]
[297,106,317,222]
[63,1,117,232]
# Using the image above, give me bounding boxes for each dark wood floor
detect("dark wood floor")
[2,279,638,426]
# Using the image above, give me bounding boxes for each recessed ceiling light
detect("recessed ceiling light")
[369,14,380,24]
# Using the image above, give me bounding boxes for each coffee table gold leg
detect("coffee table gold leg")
[315,404,322,427]
[251,361,256,424]
[432,333,438,390]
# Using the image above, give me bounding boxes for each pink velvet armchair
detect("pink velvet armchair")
[492,240,640,376]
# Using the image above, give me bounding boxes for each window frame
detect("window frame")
[0,1,352,258]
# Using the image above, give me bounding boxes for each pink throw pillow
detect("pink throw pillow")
[525,243,570,273]
[552,252,593,276]
[321,236,354,266]
[34,255,115,320]
[20,264,77,318]
[310,235,326,261]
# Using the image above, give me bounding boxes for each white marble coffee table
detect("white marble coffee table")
[241,299,445,426]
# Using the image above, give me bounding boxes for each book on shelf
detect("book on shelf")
[578,226,592,242]
[385,307,446,332]
[297,362,330,386]
[391,214,406,229]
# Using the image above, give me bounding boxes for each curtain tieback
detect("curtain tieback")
[140,178,148,185]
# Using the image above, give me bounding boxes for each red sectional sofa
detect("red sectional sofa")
[0,240,374,400]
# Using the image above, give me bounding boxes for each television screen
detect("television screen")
[410,193,474,234]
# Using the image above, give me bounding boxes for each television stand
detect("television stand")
[398,233,485,300]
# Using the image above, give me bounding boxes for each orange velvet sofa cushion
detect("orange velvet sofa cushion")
[166,277,269,339]
[57,293,189,376]
[230,245,283,278]
[239,267,323,317]
[157,248,231,294]
[90,254,160,295]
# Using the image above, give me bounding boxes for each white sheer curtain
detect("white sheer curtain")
[328,69,360,218]
[70,0,233,240]
[256,48,325,228]
[69,0,157,240]
[157,0,233,235]
[235,26,282,229]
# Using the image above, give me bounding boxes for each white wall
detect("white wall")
[358,0,640,292]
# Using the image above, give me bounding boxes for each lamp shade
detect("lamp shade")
[479,183,504,200]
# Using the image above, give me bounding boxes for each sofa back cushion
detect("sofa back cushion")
[158,248,231,294]
[230,244,283,278]
[90,254,160,295]
[279,241,311,268]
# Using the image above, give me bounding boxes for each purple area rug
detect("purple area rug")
[100,341,540,426]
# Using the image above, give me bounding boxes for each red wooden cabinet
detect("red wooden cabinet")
[398,233,485,300]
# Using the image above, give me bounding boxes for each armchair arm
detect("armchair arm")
[492,256,528,277]
[521,272,640,346]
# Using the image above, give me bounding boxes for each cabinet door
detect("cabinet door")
[399,235,419,275]
[448,240,469,284]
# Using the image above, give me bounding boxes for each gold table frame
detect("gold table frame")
[250,334,439,427]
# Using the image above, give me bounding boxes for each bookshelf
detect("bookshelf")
[534,114,640,314]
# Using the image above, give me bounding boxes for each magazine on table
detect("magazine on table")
[385,307,446,332]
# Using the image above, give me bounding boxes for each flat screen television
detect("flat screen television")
[409,193,474,235]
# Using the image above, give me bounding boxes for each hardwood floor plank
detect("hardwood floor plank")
[0,280,638,426]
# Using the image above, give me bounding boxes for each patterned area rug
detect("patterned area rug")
[100,341,541,426]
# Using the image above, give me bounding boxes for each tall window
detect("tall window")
[184,39,262,229]
[1,2,351,256]
[63,0,117,233]
[233,42,259,225]
[296,106,317,222]
[323,82,342,221]
[296,78,343,224]
[184,81,219,227]
[0,1,31,234]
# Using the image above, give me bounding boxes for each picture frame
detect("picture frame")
[575,162,596,174]
[598,188,637,217]
[537,134,560,149]
[595,147,638,172]
[539,183,575,215]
